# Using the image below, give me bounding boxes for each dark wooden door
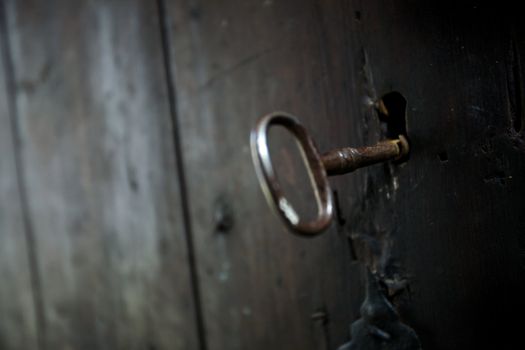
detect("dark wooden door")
[0,1,523,350]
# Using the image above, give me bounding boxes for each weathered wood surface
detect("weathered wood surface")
[0,9,38,348]
[0,1,524,350]
[164,1,364,349]
[1,1,199,349]
[166,1,525,349]
[353,3,525,349]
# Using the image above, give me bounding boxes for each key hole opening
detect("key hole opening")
[377,91,410,161]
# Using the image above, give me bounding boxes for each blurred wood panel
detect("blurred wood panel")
[1,1,199,349]
[0,7,38,348]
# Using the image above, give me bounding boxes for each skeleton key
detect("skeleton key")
[250,111,409,236]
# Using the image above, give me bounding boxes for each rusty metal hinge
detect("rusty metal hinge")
[337,270,421,350]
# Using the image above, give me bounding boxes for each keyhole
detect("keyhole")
[377,91,408,139]
[377,91,409,161]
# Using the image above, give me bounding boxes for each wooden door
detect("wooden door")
[0,1,523,349]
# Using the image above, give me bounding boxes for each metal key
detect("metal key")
[250,111,409,236]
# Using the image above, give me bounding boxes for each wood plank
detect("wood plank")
[163,1,366,348]
[345,2,525,349]
[165,1,525,349]
[0,6,38,348]
[3,1,199,349]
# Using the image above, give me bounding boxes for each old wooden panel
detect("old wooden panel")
[164,0,367,348]
[166,1,525,349]
[0,1,523,349]
[3,1,199,349]
[342,2,525,349]
[0,9,38,348]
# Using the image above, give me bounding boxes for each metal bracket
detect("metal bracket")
[337,270,421,350]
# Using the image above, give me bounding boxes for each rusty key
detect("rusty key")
[250,111,409,236]
[322,135,409,176]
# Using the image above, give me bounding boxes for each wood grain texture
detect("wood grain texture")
[2,1,199,349]
[345,2,525,349]
[0,1,523,349]
[163,1,366,349]
[165,1,525,349]
[0,8,38,348]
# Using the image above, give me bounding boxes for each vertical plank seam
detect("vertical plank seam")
[155,1,208,349]
[0,1,46,349]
